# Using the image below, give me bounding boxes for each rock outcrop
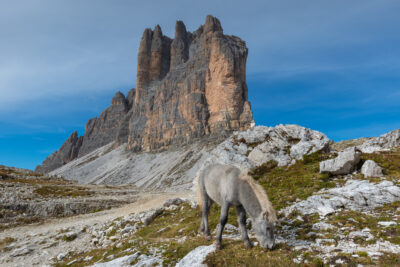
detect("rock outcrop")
[49,125,331,190]
[358,129,400,153]
[282,179,400,217]
[78,91,130,157]
[35,131,82,173]
[319,147,361,175]
[206,124,331,170]
[36,15,253,173]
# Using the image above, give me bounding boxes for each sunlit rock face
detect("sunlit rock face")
[36,15,253,173]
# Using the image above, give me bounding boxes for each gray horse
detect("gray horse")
[197,164,277,250]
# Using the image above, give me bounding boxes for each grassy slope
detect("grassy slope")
[56,150,400,266]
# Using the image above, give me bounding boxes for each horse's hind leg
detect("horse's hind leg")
[200,196,213,240]
[236,205,252,249]
[215,202,230,250]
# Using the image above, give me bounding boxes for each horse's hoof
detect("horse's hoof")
[216,243,222,250]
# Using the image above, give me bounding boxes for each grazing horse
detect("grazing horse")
[197,164,277,250]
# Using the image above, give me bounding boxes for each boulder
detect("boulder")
[140,208,163,225]
[361,160,383,178]
[320,147,361,175]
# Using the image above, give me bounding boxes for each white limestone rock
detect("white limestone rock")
[312,222,334,231]
[247,125,330,167]
[358,129,400,153]
[282,180,400,217]
[139,208,163,226]
[204,124,330,171]
[361,160,383,178]
[378,221,397,227]
[320,147,361,175]
[11,247,33,257]
[175,245,216,267]
[57,253,66,261]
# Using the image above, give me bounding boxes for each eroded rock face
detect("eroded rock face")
[36,15,253,173]
[124,15,253,152]
[319,147,361,175]
[78,91,130,157]
[35,131,82,173]
[36,91,130,173]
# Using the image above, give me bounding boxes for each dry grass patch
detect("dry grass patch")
[0,237,15,252]
[33,185,93,198]
[249,152,336,210]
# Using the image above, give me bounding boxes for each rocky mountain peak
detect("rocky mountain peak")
[36,15,254,173]
[126,88,136,107]
[204,15,223,33]
[111,91,127,106]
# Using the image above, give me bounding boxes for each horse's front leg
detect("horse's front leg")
[236,205,252,249]
[216,202,230,250]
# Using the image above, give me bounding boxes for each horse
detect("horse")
[197,164,277,250]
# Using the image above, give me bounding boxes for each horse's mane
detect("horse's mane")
[239,170,277,223]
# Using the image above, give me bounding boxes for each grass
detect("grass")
[33,185,93,198]
[249,152,336,210]
[205,241,299,267]
[135,203,239,240]
[327,201,400,245]
[0,237,15,251]
[361,150,400,180]
[62,234,77,242]
[55,199,400,267]
[23,149,400,266]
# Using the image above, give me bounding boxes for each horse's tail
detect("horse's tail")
[196,173,203,211]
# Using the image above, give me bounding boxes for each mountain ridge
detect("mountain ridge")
[36,15,254,173]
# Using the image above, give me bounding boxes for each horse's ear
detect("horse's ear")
[263,211,277,223]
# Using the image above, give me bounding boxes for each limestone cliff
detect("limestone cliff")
[36,15,253,173]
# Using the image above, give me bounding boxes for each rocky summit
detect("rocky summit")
[36,15,253,173]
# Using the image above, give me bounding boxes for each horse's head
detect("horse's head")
[253,212,276,249]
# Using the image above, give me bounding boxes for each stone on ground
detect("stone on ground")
[319,147,361,175]
[175,245,216,267]
[361,160,383,178]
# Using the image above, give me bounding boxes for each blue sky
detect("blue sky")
[1,0,399,170]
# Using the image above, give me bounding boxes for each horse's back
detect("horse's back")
[201,164,241,206]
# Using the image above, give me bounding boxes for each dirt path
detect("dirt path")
[0,191,194,267]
